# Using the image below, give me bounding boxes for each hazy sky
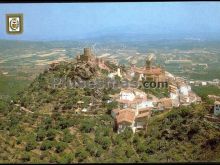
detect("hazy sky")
[0,2,220,41]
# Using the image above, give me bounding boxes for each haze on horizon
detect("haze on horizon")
[0,2,220,41]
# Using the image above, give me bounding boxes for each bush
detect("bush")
[179,107,190,118]
[141,153,149,162]
[40,140,53,150]
[25,141,37,151]
[58,153,74,164]
[62,132,74,143]
[9,127,21,137]
[126,146,135,158]
[75,148,89,162]
[80,120,94,133]
[136,142,145,153]
[96,126,111,137]
[112,146,126,159]
[86,139,103,157]
[21,152,30,162]
[121,127,133,140]
[106,101,118,111]
[113,134,123,145]
[36,129,46,141]
[58,119,70,129]
[43,117,53,130]
[49,155,58,163]
[100,136,111,150]
[47,129,56,141]
[55,142,67,153]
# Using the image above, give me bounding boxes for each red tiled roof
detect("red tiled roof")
[136,112,150,119]
[159,98,172,108]
[116,109,135,124]
[138,107,152,113]
[133,67,163,75]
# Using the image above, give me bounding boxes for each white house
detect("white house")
[170,93,178,100]
[108,73,115,79]
[113,87,152,134]
[116,109,136,133]
[137,100,154,109]
[180,85,191,96]
[214,101,220,116]
[202,82,207,86]
[119,90,135,101]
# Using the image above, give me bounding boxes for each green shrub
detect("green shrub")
[40,140,53,150]
[21,152,30,162]
[80,120,94,133]
[47,129,56,141]
[58,153,74,164]
[25,141,37,151]
[75,148,89,162]
[62,132,74,143]
[36,129,46,141]
[55,142,67,153]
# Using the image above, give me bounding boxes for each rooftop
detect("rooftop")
[116,97,147,104]
[215,101,220,105]
[116,109,135,124]
[133,66,163,75]
[159,98,173,108]
[136,112,150,119]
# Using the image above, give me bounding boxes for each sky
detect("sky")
[0,2,220,41]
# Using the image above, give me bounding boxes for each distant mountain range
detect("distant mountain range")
[2,23,220,42]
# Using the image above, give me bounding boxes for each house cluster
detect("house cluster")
[126,55,166,82]
[71,48,203,133]
[111,88,153,133]
[167,74,201,107]
[110,79,201,134]
[109,56,201,133]
[189,79,220,87]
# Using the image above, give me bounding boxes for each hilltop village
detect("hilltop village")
[72,48,201,133]
[1,46,220,163]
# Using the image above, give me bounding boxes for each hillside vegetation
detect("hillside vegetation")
[0,60,220,163]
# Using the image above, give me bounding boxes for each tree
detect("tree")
[106,101,118,112]
[55,142,67,153]
[75,148,89,162]
[141,153,149,162]
[136,142,146,153]
[40,140,53,151]
[49,155,58,163]
[113,134,123,145]
[121,127,133,141]
[21,152,30,162]
[95,145,102,157]
[85,142,102,157]
[36,129,46,141]
[126,146,135,158]
[62,130,74,143]
[58,119,70,130]
[58,153,74,164]
[86,142,96,156]
[25,141,37,151]
[80,120,94,133]
[99,136,111,150]
[112,146,126,158]
[47,129,56,141]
